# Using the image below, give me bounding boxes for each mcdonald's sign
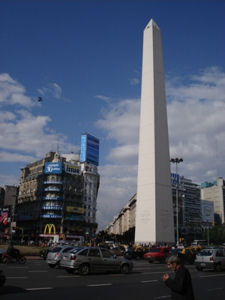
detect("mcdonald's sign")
[44,223,56,234]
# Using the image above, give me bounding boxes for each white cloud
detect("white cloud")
[96,99,140,145]
[95,94,111,103]
[0,73,34,107]
[129,78,140,85]
[38,82,62,99]
[0,174,19,186]
[0,151,35,163]
[167,66,225,183]
[96,66,225,230]
[0,74,79,167]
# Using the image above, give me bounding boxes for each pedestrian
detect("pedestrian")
[163,255,195,300]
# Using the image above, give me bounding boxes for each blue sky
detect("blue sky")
[0,0,225,230]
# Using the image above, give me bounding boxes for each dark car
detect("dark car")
[60,246,133,275]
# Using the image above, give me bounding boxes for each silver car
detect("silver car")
[46,245,74,268]
[60,246,133,275]
[195,247,225,272]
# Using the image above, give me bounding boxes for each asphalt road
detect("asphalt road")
[0,259,225,300]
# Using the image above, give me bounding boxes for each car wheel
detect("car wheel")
[196,266,202,271]
[121,264,129,274]
[18,257,26,264]
[215,264,222,272]
[48,264,56,268]
[79,264,90,275]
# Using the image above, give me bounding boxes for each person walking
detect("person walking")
[163,255,195,300]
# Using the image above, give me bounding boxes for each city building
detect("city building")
[177,176,202,241]
[16,133,100,239]
[201,177,225,225]
[106,176,204,243]
[0,187,5,209]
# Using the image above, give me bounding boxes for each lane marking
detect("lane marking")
[142,271,165,275]
[8,266,28,269]
[154,296,170,299]
[208,287,224,291]
[26,287,53,291]
[200,274,225,278]
[28,270,48,273]
[7,276,28,279]
[56,275,80,278]
[88,283,112,287]
[141,280,158,283]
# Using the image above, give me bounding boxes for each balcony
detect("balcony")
[42,196,63,201]
[43,181,63,185]
[40,214,62,219]
[44,187,63,192]
[41,205,63,210]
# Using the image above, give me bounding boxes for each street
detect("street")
[0,259,225,300]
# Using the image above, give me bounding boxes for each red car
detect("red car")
[144,247,171,263]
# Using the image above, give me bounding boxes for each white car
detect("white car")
[195,247,225,272]
[46,245,74,268]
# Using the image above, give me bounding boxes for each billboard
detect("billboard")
[80,133,99,166]
[170,173,180,185]
[64,163,80,175]
[66,206,84,214]
[201,200,214,223]
[44,162,62,174]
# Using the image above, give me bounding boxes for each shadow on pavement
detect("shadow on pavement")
[0,285,28,295]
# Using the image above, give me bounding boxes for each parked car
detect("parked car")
[0,248,6,263]
[195,247,225,272]
[60,246,133,275]
[46,245,74,268]
[144,247,171,263]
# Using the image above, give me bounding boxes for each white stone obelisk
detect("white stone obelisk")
[135,19,174,244]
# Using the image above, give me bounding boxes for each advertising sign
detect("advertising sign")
[201,200,214,223]
[64,163,80,175]
[80,133,99,166]
[80,134,87,163]
[66,206,84,214]
[44,223,56,234]
[65,215,84,221]
[171,173,180,185]
[44,162,62,174]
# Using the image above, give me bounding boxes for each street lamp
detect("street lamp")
[170,157,183,245]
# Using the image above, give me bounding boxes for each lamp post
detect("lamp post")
[170,157,183,245]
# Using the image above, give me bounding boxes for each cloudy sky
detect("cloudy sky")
[0,1,225,230]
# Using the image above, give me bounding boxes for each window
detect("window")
[88,248,100,257]
[101,249,112,258]
[78,249,88,256]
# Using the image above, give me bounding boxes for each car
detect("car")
[60,246,133,275]
[46,245,74,268]
[195,247,225,272]
[0,248,6,263]
[144,247,171,263]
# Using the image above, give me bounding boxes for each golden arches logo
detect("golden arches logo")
[44,223,56,234]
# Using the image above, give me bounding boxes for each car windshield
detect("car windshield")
[198,249,213,256]
[50,247,62,253]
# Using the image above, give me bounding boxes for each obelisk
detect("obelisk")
[135,19,174,244]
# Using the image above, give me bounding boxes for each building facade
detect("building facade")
[106,176,203,243]
[16,134,100,239]
[201,177,225,225]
